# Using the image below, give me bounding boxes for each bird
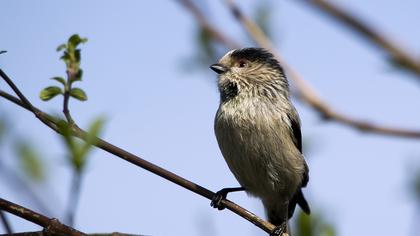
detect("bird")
[210,48,310,235]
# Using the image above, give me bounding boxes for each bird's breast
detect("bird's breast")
[214,98,303,198]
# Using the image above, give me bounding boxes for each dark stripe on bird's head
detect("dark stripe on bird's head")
[231,48,285,75]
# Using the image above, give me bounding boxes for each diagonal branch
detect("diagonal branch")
[0,197,85,236]
[297,0,420,78]
[221,0,420,139]
[0,198,143,236]
[0,69,275,234]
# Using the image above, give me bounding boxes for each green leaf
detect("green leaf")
[57,120,78,164]
[321,225,336,236]
[58,118,104,173]
[82,118,104,152]
[60,51,71,67]
[56,44,66,52]
[68,34,87,48]
[74,118,104,172]
[70,88,87,101]
[16,142,45,182]
[57,121,83,172]
[57,120,74,147]
[50,76,66,86]
[39,86,63,101]
[293,211,336,236]
[296,211,313,236]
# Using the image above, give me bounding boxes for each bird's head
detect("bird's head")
[210,48,288,102]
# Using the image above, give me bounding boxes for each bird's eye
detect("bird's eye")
[238,61,247,68]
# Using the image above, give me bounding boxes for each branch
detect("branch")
[176,0,240,49]
[0,69,275,234]
[297,0,420,78]
[0,198,142,236]
[223,0,420,139]
[0,72,59,131]
[0,197,86,236]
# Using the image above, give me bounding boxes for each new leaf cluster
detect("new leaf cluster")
[40,34,88,102]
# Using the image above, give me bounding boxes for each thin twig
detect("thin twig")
[298,0,420,77]
[0,69,275,234]
[0,210,13,234]
[0,70,36,112]
[0,70,59,131]
[0,197,86,236]
[63,67,77,124]
[223,0,420,139]
[63,83,73,124]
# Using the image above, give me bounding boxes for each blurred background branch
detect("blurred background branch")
[298,0,420,78]
[177,0,239,49]
[0,210,12,235]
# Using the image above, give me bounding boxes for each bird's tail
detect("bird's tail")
[288,189,310,219]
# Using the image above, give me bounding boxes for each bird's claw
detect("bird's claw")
[270,222,287,236]
[211,187,245,210]
[210,189,228,210]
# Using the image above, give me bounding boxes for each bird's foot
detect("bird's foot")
[270,222,287,236]
[210,187,245,210]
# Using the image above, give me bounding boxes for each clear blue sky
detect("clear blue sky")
[1,1,419,236]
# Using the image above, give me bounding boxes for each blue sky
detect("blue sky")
[1,1,420,236]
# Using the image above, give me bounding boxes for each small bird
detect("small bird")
[210,48,310,235]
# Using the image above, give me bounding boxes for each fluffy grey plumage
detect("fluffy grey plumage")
[211,48,310,229]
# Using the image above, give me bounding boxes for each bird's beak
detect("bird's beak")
[210,63,227,74]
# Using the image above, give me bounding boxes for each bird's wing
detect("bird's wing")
[288,113,302,153]
[287,111,311,217]
[287,112,309,187]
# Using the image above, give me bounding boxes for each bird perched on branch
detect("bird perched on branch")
[210,48,310,235]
